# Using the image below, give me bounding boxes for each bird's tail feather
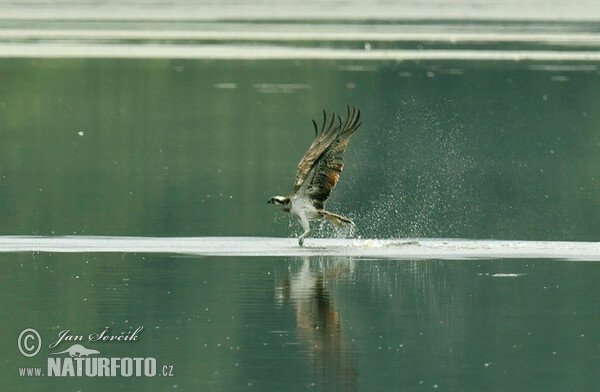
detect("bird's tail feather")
[320,210,354,226]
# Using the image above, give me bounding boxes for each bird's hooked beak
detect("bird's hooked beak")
[267,199,274,204]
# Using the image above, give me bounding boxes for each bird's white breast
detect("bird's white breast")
[290,195,320,220]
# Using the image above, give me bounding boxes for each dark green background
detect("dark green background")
[1,58,599,240]
[2,57,600,392]
[2,253,598,391]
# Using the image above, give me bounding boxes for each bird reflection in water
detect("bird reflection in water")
[275,257,356,391]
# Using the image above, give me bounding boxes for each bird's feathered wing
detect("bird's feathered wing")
[291,106,361,209]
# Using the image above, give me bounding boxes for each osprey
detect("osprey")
[268,106,361,246]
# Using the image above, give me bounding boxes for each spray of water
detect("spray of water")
[343,98,476,239]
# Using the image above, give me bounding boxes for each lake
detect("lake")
[1,3,600,391]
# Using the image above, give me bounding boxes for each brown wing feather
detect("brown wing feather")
[291,106,361,208]
[291,110,342,195]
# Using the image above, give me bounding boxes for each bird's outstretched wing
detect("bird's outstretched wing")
[291,106,361,209]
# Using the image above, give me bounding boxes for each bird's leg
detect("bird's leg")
[298,214,310,246]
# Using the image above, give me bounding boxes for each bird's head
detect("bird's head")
[267,196,290,209]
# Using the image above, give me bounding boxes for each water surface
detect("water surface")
[2,251,599,391]
[1,57,600,240]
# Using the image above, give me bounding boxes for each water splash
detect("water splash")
[347,98,475,239]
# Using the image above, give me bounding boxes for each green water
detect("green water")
[1,54,600,391]
[2,254,599,391]
[1,58,600,239]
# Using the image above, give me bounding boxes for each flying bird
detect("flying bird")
[268,106,361,246]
